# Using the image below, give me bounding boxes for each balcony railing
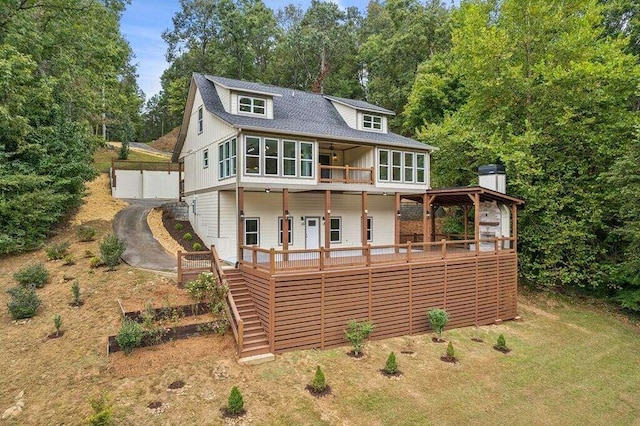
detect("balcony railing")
[318,164,374,184]
[239,237,516,274]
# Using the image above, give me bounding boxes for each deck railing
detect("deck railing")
[318,164,374,184]
[239,237,516,274]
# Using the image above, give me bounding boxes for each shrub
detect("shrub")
[116,318,143,355]
[76,224,97,242]
[344,320,375,356]
[496,334,507,350]
[62,254,75,266]
[53,314,62,336]
[6,286,42,320]
[71,281,81,306]
[185,272,227,315]
[100,234,125,269]
[84,249,95,258]
[86,393,113,426]
[45,241,70,260]
[428,308,449,339]
[384,352,398,375]
[183,232,193,241]
[311,366,326,393]
[175,223,184,231]
[13,263,49,288]
[446,341,455,358]
[118,141,129,160]
[192,242,202,251]
[90,256,103,268]
[227,386,244,415]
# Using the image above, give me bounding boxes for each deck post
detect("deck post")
[177,250,182,284]
[366,244,371,266]
[252,248,257,269]
[430,204,436,242]
[345,164,350,183]
[407,241,412,262]
[282,189,289,261]
[422,194,428,244]
[269,248,275,275]
[494,237,499,253]
[319,247,325,270]
[474,193,480,255]
[324,190,331,252]
[511,203,518,252]
[394,192,400,250]
[361,191,368,246]
[441,239,447,259]
[237,187,244,263]
[463,205,469,243]
[269,277,275,353]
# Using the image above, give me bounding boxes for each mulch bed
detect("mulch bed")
[346,350,366,359]
[161,209,205,251]
[380,369,403,378]
[147,401,163,409]
[432,337,446,343]
[46,331,65,340]
[493,346,512,354]
[220,408,246,418]
[306,385,332,397]
[168,380,185,390]
[400,350,415,355]
[68,301,84,307]
[440,356,458,363]
[471,338,484,343]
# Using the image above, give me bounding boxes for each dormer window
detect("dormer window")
[362,114,383,131]
[238,95,266,116]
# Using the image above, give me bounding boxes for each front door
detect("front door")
[305,217,320,249]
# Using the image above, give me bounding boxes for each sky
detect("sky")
[121,0,370,102]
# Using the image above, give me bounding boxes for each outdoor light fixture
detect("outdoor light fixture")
[364,209,368,214]
[383,192,387,196]
[240,210,245,219]
[265,188,271,193]
[300,216,305,224]
[397,210,401,218]
[285,210,290,217]
[330,144,337,162]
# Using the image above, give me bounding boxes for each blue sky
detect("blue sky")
[121,0,371,101]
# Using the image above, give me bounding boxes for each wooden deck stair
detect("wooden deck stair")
[224,268,270,358]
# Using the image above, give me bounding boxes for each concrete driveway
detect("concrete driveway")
[113,199,177,272]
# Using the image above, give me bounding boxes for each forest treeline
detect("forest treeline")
[1,0,639,312]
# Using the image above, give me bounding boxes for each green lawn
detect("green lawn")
[93,145,171,173]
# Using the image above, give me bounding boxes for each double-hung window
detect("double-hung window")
[300,142,313,177]
[363,114,382,131]
[197,106,203,133]
[245,136,261,174]
[278,217,293,245]
[404,152,414,182]
[203,149,209,168]
[244,218,259,245]
[238,96,266,115]
[244,136,314,178]
[416,153,426,183]
[218,138,236,179]
[264,138,279,175]
[367,217,373,242]
[378,149,389,181]
[282,140,297,176]
[330,217,341,243]
[392,151,402,182]
[379,149,427,184]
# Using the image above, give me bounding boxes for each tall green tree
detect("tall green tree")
[414,0,639,295]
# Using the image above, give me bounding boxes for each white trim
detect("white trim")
[238,95,267,116]
[362,113,383,132]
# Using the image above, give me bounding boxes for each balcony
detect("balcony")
[318,164,374,185]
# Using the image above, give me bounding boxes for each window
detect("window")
[330,217,341,243]
[416,153,426,183]
[367,217,373,242]
[362,114,382,131]
[404,152,414,183]
[203,149,209,168]
[197,106,203,133]
[300,142,313,177]
[379,149,389,181]
[244,218,259,245]
[278,217,293,245]
[245,136,261,174]
[392,151,402,182]
[218,138,236,179]
[238,96,266,115]
[264,138,279,175]
[283,140,297,176]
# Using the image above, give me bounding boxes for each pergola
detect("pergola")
[401,186,525,249]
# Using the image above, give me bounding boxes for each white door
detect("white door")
[305,217,320,249]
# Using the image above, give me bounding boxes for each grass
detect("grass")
[0,169,638,424]
[93,145,170,173]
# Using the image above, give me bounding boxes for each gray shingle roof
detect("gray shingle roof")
[195,73,436,151]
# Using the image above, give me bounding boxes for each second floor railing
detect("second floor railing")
[318,164,374,185]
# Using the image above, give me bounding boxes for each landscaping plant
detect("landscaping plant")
[183,232,193,241]
[311,366,327,393]
[45,241,70,260]
[6,286,42,320]
[447,341,455,358]
[344,320,375,356]
[71,281,81,306]
[494,334,510,353]
[226,386,244,415]
[383,352,399,375]
[62,254,75,266]
[76,224,97,242]
[87,393,113,425]
[99,234,125,269]
[428,308,449,341]
[185,272,228,315]
[53,314,62,336]
[90,256,102,268]
[13,263,49,288]
[175,223,184,231]
[192,242,202,251]
[115,318,143,355]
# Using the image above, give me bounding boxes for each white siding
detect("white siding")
[214,83,231,112]
[181,88,237,194]
[185,190,237,262]
[332,102,358,128]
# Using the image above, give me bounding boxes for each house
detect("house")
[173,74,523,359]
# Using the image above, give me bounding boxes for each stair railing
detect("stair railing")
[211,245,244,355]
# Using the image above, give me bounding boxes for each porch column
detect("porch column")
[511,203,518,251]
[422,194,428,244]
[324,190,331,250]
[463,205,470,240]
[474,193,480,254]
[282,188,289,254]
[237,187,244,263]
[430,204,436,242]
[361,191,368,246]
[394,192,401,246]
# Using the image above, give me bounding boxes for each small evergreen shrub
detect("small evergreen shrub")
[86,393,113,425]
[90,256,103,268]
[183,232,193,241]
[76,224,97,242]
[116,318,143,355]
[227,386,244,415]
[53,314,62,336]
[71,281,81,306]
[13,263,49,288]
[84,249,95,258]
[118,141,129,160]
[384,352,398,375]
[446,341,455,358]
[344,320,375,356]
[192,242,202,251]
[62,254,75,266]
[6,286,42,320]
[496,334,507,350]
[428,308,449,340]
[311,366,327,393]
[45,241,70,260]
[175,223,184,231]
[100,234,125,269]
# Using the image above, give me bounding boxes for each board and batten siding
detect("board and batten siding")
[182,88,237,194]
[331,102,358,128]
[242,192,395,249]
[213,83,231,112]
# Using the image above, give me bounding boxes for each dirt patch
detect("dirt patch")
[346,350,366,359]
[380,369,403,378]
[149,127,180,152]
[161,210,205,251]
[72,174,127,225]
[45,331,65,340]
[432,337,446,343]
[493,346,511,354]
[305,384,332,397]
[168,380,185,390]
[471,338,484,343]
[440,356,458,363]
